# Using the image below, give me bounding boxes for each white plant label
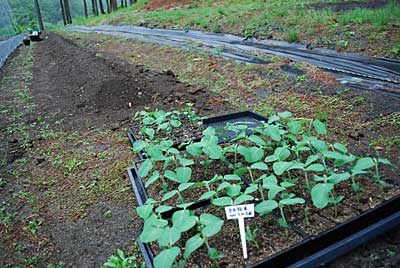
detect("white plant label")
[224,204,255,259]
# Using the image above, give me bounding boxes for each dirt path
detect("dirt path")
[0,33,230,267]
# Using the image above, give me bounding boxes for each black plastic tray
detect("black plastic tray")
[136,194,400,268]
[128,111,268,160]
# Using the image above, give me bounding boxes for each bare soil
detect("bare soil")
[143,0,193,11]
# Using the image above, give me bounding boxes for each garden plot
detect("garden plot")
[128,107,400,268]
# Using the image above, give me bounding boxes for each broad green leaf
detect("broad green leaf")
[184,234,204,259]
[143,117,155,125]
[133,140,147,153]
[305,164,324,172]
[212,197,233,207]
[145,128,155,139]
[186,143,202,156]
[155,205,174,213]
[136,204,153,220]
[158,227,181,247]
[268,115,280,124]
[226,184,241,197]
[311,183,334,208]
[234,194,254,205]
[172,210,197,232]
[305,155,320,166]
[217,182,231,192]
[141,215,168,243]
[145,171,160,188]
[267,125,281,142]
[147,146,165,161]
[200,214,224,237]
[329,172,350,184]
[255,200,278,215]
[288,120,302,134]
[278,111,292,118]
[250,162,268,170]
[311,140,327,151]
[274,147,291,161]
[178,182,194,192]
[266,185,284,200]
[237,146,264,163]
[353,157,375,171]
[160,140,173,150]
[198,190,217,200]
[162,190,177,202]
[138,159,153,178]
[333,143,348,153]
[249,135,267,147]
[223,174,241,181]
[272,161,293,175]
[179,158,194,167]
[262,174,278,186]
[280,197,305,206]
[313,119,327,134]
[153,247,180,268]
[378,158,391,165]
[244,185,258,195]
[203,145,223,159]
[176,167,192,183]
[157,122,169,132]
[170,119,182,128]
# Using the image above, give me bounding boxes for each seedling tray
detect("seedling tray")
[128,111,268,160]
[137,194,400,268]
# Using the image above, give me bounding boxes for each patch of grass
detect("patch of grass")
[70,0,400,56]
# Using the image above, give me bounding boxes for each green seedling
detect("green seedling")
[103,249,137,268]
[246,226,260,250]
[311,172,350,217]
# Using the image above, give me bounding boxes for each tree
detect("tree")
[98,0,105,14]
[83,0,88,18]
[59,0,66,25]
[33,0,44,30]
[65,0,72,24]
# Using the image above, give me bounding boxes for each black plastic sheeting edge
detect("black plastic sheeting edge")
[128,110,268,161]
[135,195,400,268]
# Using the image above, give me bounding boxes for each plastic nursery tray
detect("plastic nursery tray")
[128,111,268,160]
[137,194,400,268]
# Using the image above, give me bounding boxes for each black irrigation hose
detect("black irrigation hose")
[69,25,400,97]
[0,34,25,69]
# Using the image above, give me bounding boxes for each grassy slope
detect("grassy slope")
[73,0,400,57]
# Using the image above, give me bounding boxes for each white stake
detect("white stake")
[238,217,248,259]
[224,204,255,260]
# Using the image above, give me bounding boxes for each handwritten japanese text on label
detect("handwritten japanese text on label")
[225,204,255,220]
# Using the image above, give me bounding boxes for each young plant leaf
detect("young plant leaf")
[145,171,160,188]
[200,214,224,237]
[158,227,181,247]
[138,159,153,178]
[184,234,204,259]
[311,183,334,208]
[255,200,278,215]
[133,140,147,153]
[172,210,197,232]
[313,119,327,134]
[162,190,177,202]
[212,197,233,207]
[234,194,254,205]
[153,247,180,268]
